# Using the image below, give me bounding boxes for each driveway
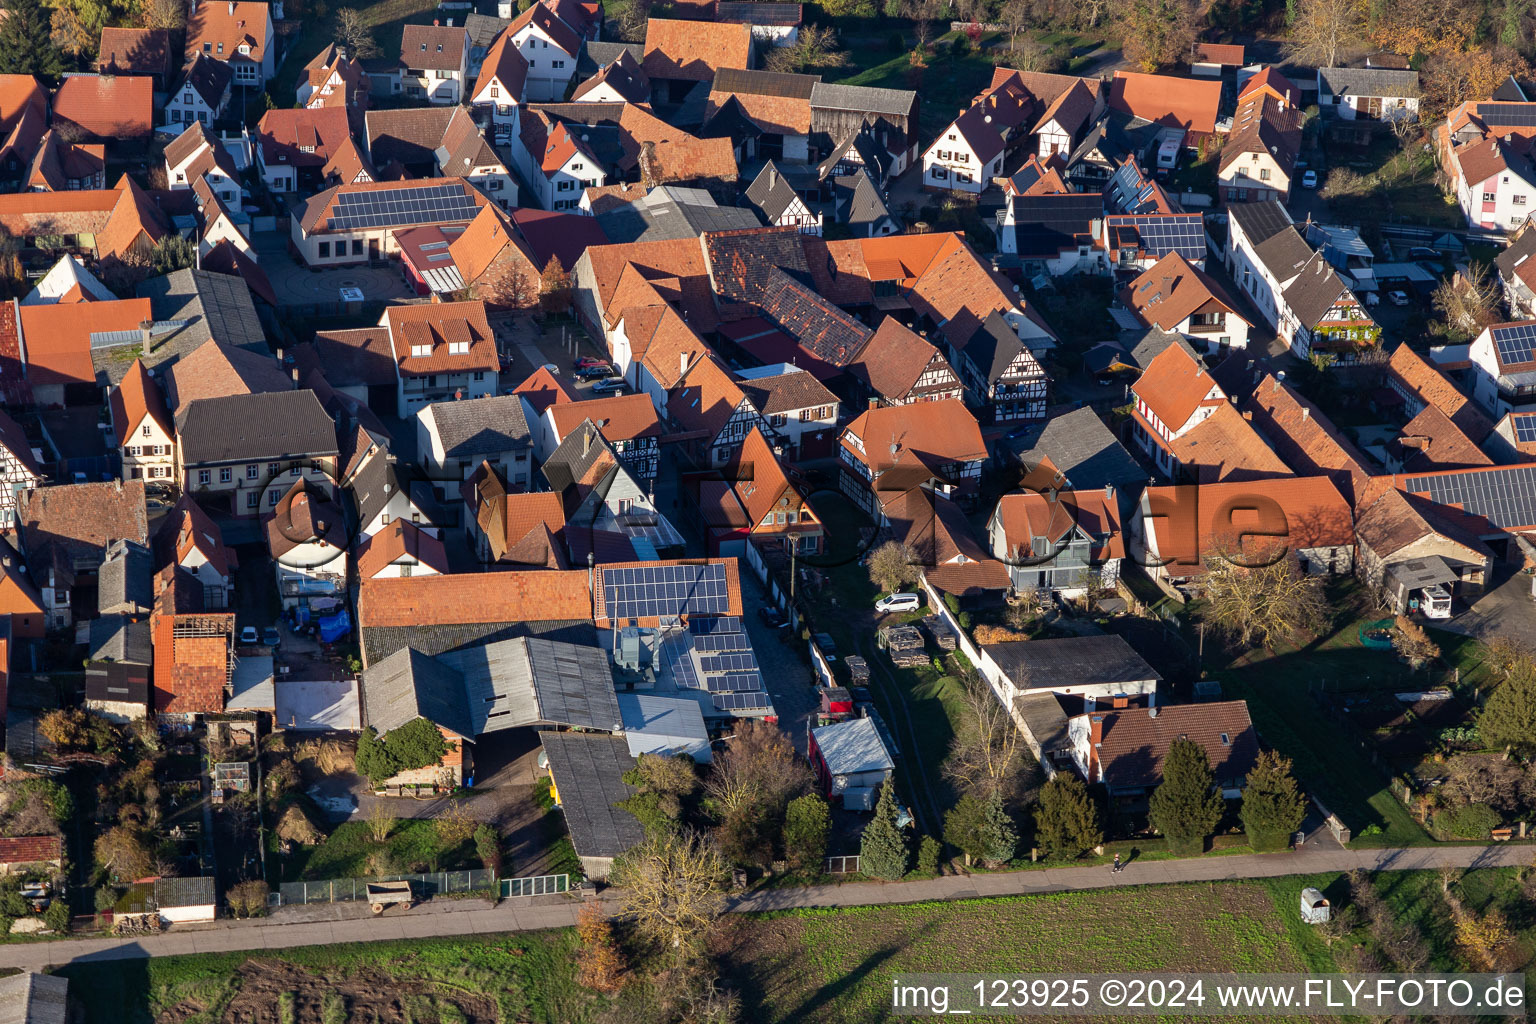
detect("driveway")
[251,231,415,308]
[1441,563,1536,649]
[740,572,818,756]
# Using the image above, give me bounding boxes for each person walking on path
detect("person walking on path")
[1112,854,1122,873]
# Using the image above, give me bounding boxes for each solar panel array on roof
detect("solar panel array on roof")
[329,185,481,231]
[1403,466,1536,528]
[603,563,730,620]
[713,691,774,711]
[690,615,743,634]
[704,671,763,693]
[1493,323,1536,366]
[699,651,759,674]
[1476,103,1536,126]
[1109,214,1205,259]
[693,631,752,652]
[1514,415,1536,443]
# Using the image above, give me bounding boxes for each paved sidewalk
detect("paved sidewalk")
[5,844,1531,971]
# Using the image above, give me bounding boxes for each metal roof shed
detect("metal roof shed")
[811,716,894,808]
[0,973,69,1024]
[540,732,646,880]
[618,693,711,763]
[154,875,217,923]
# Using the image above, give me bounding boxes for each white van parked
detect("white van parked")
[874,593,921,614]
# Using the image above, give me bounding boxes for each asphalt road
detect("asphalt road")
[6,842,1534,970]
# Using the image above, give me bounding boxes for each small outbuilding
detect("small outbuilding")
[154,876,217,923]
[0,972,69,1024]
[809,716,894,810]
[540,732,647,881]
[1300,887,1330,924]
[618,693,711,763]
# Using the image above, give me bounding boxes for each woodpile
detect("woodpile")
[878,624,928,668]
[922,615,957,650]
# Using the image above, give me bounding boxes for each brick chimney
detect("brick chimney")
[1087,712,1106,782]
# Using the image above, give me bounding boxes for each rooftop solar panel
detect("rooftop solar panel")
[699,651,760,674]
[712,691,775,712]
[690,616,743,635]
[1403,466,1536,528]
[603,563,730,620]
[1477,103,1536,126]
[693,632,752,652]
[1515,415,1536,443]
[703,671,763,693]
[1493,323,1536,367]
[328,184,482,231]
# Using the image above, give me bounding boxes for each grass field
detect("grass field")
[832,32,1003,140]
[281,818,480,881]
[269,0,440,107]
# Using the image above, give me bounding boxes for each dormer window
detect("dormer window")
[217,42,224,53]
[436,43,443,51]
[238,43,249,54]
[448,341,469,355]
[203,42,212,51]
[420,42,427,50]
[411,344,431,357]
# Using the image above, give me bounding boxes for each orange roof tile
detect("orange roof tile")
[96,174,171,260]
[549,392,660,443]
[669,353,747,436]
[1108,71,1221,136]
[0,75,45,133]
[97,27,173,76]
[1245,372,1374,506]
[185,0,271,66]
[1388,343,1494,441]
[1396,403,1494,471]
[1143,476,1353,575]
[840,398,987,482]
[585,237,719,331]
[52,74,153,138]
[473,29,530,100]
[1122,251,1247,334]
[729,424,798,525]
[1238,66,1299,107]
[513,364,577,416]
[1132,341,1224,432]
[109,359,170,445]
[1161,402,1292,484]
[356,518,449,578]
[448,203,539,287]
[358,571,593,631]
[995,487,1123,562]
[21,298,153,389]
[643,18,752,82]
[383,300,498,376]
[0,835,61,865]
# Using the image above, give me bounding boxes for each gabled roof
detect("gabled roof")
[110,359,171,445]
[1132,339,1222,431]
[184,0,271,65]
[174,52,236,110]
[1008,191,1102,258]
[993,486,1123,560]
[1318,66,1420,98]
[507,0,583,56]
[735,365,837,415]
[357,518,449,579]
[512,364,577,417]
[131,267,268,372]
[174,389,339,465]
[25,131,105,193]
[669,353,750,437]
[571,47,647,103]
[1163,402,1292,484]
[1033,77,1098,136]
[400,24,468,72]
[550,392,661,444]
[841,398,986,479]
[299,176,492,235]
[1393,403,1495,473]
[1355,485,1492,561]
[642,18,752,82]
[538,731,645,858]
[1280,252,1365,328]
[707,67,817,135]
[0,75,46,133]
[163,339,291,415]
[1016,406,1141,492]
[98,27,173,76]
[1245,372,1373,506]
[51,74,153,138]
[424,393,532,458]
[1142,476,1353,573]
[362,646,475,737]
[1108,71,1221,135]
[0,408,39,479]
[474,27,531,100]
[1090,700,1259,790]
[256,106,353,169]
[1194,42,1244,66]
[23,255,114,306]
[365,106,456,168]
[509,207,608,275]
[153,494,233,578]
[745,160,805,222]
[20,481,149,584]
[1388,343,1494,441]
[958,309,1043,385]
[812,716,892,776]
[1238,66,1299,107]
[1219,93,1301,176]
[1004,153,1070,197]
[1227,197,1293,247]
[1122,251,1247,334]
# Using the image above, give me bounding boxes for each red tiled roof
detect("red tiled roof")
[1132,341,1224,432]
[1161,402,1293,484]
[109,359,171,445]
[356,518,449,578]
[98,27,172,76]
[840,398,986,481]
[643,18,752,81]
[185,0,271,66]
[358,571,593,630]
[509,207,609,274]
[1245,372,1375,506]
[383,300,498,377]
[21,298,154,388]
[550,392,660,444]
[52,74,152,138]
[0,835,61,864]
[0,75,45,133]
[512,364,577,417]
[1108,71,1221,135]
[1388,343,1494,440]
[1122,251,1247,333]
[507,0,583,56]
[474,28,531,100]
[1239,67,1299,107]
[1092,700,1258,789]
[1142,476,1353,575]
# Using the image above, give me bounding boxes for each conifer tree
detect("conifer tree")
[979,790,1019,866]
[1240,751,1306,851]
[860,783,910,880]
[1148,737,1223,855]
[0,0,65,81]
[1034,774,1103,859]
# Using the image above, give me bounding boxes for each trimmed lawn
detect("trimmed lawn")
[1212,608,1432,848]
[270,0,440,107]
[832,33,1003,140]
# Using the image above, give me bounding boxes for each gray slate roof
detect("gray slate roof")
[984,635,1161,690]
[578,40,645,78]
[1018,406,1142,491]
[618,692,709,759]
[834,168,894,230]
[0,973,68,1024]
[745,160,802,223]
[593,185,761,244]
[426,395,531,458]
[1318,66,1420,98]
[121,268,267,381]
[362,618,598,671]
[812,716,893,776]
[439,636,621,734]
[362,646,477,738]
[1014,693,1070,754]
[1282,251,1355,327]
[97,538,154,615]
[809,81,916,118]
[1129,326,1198,368]
[543,419,621,497]
[538,731,645,859]
[89,615,153,665]
[464,12,511,47]
[154,875,216,908]
[1227,199,1293,248]
[175,389,339,465]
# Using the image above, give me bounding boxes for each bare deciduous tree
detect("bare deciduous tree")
[365,801,395,843]
[140,0,186,30]
[1433,261,1502,339]
[1287,0,1365,70]
[334,8,381,59]
[943,666,1024,798]
[1201,553,1328,651]
[867,540,920,594]
[704,719,810,818]
[611,831,727,961]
